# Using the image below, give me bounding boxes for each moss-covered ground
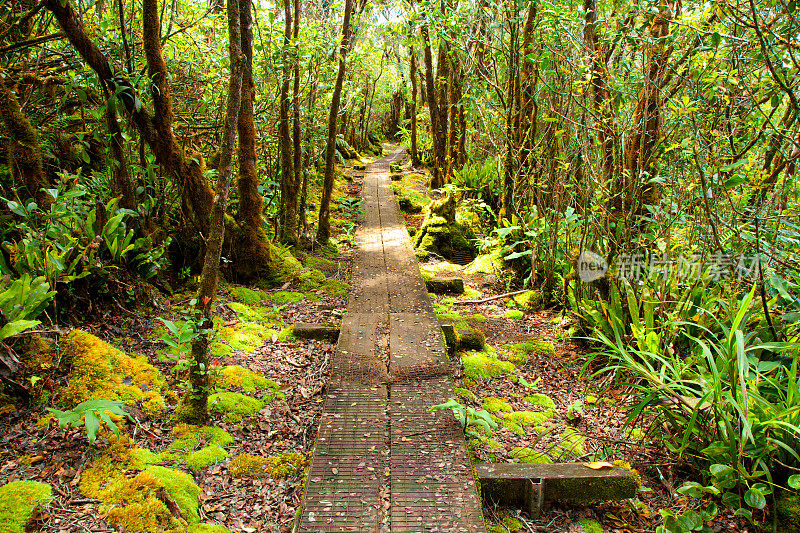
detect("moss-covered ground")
[0,172,355,530]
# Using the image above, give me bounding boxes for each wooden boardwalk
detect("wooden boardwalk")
[296,146,486,533]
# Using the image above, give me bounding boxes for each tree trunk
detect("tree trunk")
[624,0,672,212]
[279,0,298,244]
[410,47,419,166]
[421,23,446,188]
[0,70,50,207]
[176,0,244,425]
[583,0,617,205]
[292,0,303,242]
[47,0,215,237]
[232,0,275,280]
[103,98,136,210]
[142,0,215,235]
[316,0,354,244]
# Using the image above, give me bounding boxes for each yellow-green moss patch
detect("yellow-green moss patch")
[208,392,264,423]
[464,251,504,275]
[509,447,552,464]
[483,397,512,413]
[555,428,586,459]
[230,286,268,304]
[524,393,556,411]
[226,302,279,324]
[454,387,477,401]
[511,290,542,311]
[462,349,516,380]
[80,435,203,532]
[266,291,305,304]
[505,310,524,320]
[229,452,308,479]
[0,481,52,533]
[60,330,167,416]
[578,519,603,533]
[216,365,280,393]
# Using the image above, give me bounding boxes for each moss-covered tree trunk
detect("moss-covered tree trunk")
[421,23,446,189]
[176,0,244,425]
[410,47,420,167]
[0,69,50,207]
[142,0,215,235]
[48,0,215,237]
[292,0,303,242]
[316,0,354,244]
[232,0,275,280]
[279,0,298,245]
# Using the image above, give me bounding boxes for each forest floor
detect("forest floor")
[0,146,749,533]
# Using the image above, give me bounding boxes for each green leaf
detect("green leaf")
[84,411,101,444]
[677,510,704,530]
[744,488,766,509]
[0,319,40,342]
[788,475,800,489]
[7,201,26,217]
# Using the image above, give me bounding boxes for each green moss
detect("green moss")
[217,323,273,352]
[276,327,296,341]
[505,309,524,320]
[578,518,603,533]
[217,365,279,393]
[186,445,228,470]
[503,339,555,365]
[503,517,524,531]
[775,492,800,533]
[229,452,308,479]
[226,302,279,324]
[188,524,232,533]
[230,286,268,304]
[454,387,477,401]
[462,349,516,379]
[463,287,483,299]
[466,314,486,323]
[555,428,586,459]
[483,397,512,413]
[59,330,168,416]
[457,329,486,351]
[266,291,306,304]
[304,256,336,270]
[167,424,233,470]
[0,481,52,533]
[486,526,505,533]
[525,393,556,411]
[464,251,504,275]
[322,279,349,298]
[148,466,201,523]
[80,435,204,532]
[625,427,646,440]
[503,410,553,427]
[511,290,543,311]
[297,269,326,291]
[509,447,552,464]
[208,392,264,423]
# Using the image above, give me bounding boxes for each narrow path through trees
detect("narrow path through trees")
[297,146,486,532]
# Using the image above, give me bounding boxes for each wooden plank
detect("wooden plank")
[477,462,640,504]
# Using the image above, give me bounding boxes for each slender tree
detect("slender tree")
[175,0,244,424]
[317,0,355,244]
[409,46,420,167]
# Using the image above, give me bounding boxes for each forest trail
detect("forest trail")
[296,146,486,532]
